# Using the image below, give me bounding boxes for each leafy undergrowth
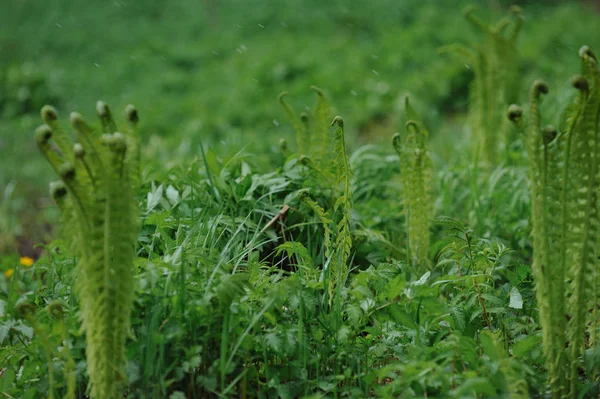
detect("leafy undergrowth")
[3,2,600,398]
[1,137,555,398]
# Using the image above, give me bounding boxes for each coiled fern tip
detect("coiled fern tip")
[571,75,589,91]
[507,104,523,121]
[35,124,52,144]
[532,80,549,96]
[49,181,67,199]
[331,115,343,128]
[41,105,58,122]
[126,104,138,122]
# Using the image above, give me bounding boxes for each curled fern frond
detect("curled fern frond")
[278,91,308,155]
[96,100,117,133]
[331,116,353,302]
[445,5,524,164]
[41,105,74,161]
[522,47,600,397]
[507,104,523,122]
[394,98,433,270]
[36,102,141,399]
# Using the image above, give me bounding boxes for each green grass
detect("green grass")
[2,1,600,398]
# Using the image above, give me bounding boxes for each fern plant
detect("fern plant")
[512,46,600,398]
[393,98,432,271]
[35,101,140,399]
[299,116,353,306]
[442,5,523,164]
[278,86,335,185]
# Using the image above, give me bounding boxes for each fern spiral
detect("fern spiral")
[443,5,523,164]
[393,97,432,270]
[36,102,140,399]
[515,46,600,398]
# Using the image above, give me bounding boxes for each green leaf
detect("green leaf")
[479,330,503,361]
[264,332,281,352]
[147,182,163,211]
[452,377,496,396]
[383,275,406,300]
[388,305,416,328]
[12,321,34,340]
[0,320,14,345]
[512,335,542,357]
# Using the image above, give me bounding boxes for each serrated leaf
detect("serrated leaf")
[216,273,249,309]
[12,322,33,340]
[264,332,281,352]
[434,216,466,232]
[450,306,466,331]
[0,320,14,345]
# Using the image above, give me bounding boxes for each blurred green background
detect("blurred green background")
[1,0,599,255]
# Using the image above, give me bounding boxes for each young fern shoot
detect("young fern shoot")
[278,86,335,186]
[442,5,523,164]
[331,116,353,300]
[513,46,600,399]
[298,116,353,306]
[36,102,140,399]
[393,97,433,271]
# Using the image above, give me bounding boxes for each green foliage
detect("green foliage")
[0,63,58,118]
[442,5,523,164]
[393,98,433,270]
[35,102,140,398]
[514,46,600,398]
[6,2,600,398]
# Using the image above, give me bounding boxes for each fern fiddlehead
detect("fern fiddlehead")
[36,102,140,399]
[297,115,353,306]
[515,46,600,398]
[393,97,432,271]
[443,5,523,164]
[278,86,335,186]
[331,116,353,301]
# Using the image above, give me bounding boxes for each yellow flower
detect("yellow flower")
[4,268,14,278]
[20,257,34,267]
